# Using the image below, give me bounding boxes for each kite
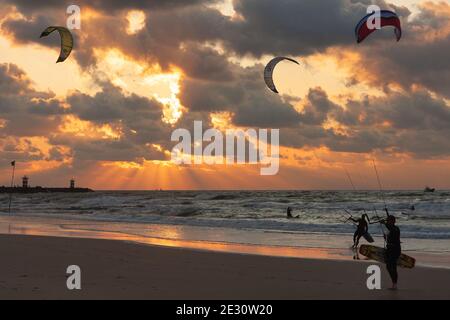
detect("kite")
[40,26,74,63]
[355,10,401,43]
[264,57,300,94]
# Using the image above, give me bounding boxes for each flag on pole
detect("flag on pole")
[9,160,16,215]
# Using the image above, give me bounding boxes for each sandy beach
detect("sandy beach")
[1,233,449,300]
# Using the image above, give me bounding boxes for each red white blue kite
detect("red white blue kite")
[355,10,401,43]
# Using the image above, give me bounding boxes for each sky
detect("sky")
[0,0,449,190]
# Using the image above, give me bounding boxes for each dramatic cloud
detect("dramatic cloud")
[0,0,449,188]
[281,87,450,157]
[0,63,171,167]
[0,63,65,137]
[67,82,174,151]
[180,65,301,127]
[0,0,214,14]
[339,2,450,97]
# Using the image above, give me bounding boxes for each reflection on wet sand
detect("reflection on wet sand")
[0,215,348,261]
[1,215,450,268]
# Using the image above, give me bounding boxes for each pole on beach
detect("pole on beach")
[8,160,16,215]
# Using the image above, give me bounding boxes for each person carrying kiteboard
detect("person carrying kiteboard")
[381,209,401,290]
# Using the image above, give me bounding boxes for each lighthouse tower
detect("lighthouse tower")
[22,176,29,188]
[70,178,75,189]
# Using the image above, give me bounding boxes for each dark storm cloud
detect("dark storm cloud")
[324,128,393,153]
[300,87,341,125]
[333,90,450,131]
[2,15,53,44]
[68,83,163,124]
[225,0,363,56]
[0,63,66,137]
[49,134,167,162]
[353,34,450,98]
[179,65,301,127]
[2,113,62,137]
[0,137,47,166]
[173,44,235,81]
[393,130,450,159]
[280,87,450,157]
[67,82,175,154]
[180,79,245,112]
[47,146,66,161]
[232,92,301,127]
[0,0,214,14]
[0,63,34,95]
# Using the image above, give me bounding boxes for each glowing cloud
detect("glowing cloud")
[126,10,147,35]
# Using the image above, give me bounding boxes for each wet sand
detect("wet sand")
[0,234,449,299]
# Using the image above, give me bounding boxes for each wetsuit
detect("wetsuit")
[385,224,401,284]
[287,207,293,218]
[287,207,299,219]
[352,218,368,246]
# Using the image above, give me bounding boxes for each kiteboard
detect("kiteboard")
[359,245,415,268]
[362,232,374,243]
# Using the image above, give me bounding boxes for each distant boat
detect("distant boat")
[424,186,435,193]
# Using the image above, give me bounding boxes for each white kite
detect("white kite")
[264,57,299,94]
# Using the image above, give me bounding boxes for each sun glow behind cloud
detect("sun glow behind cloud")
[0,0,449,190]
[60,115,123,140]
[126,10,146,35]
[94,49,185,124]
[144,72,185,124]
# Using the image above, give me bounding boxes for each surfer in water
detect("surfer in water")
[286,207,299,219]
[382,214,401,290]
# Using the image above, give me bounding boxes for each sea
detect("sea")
[1,190,449,251]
